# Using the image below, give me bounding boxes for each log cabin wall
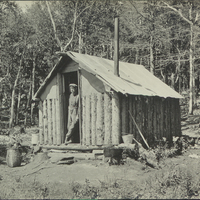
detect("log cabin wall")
[38,67,182,146]
[121,95,181,146]
[39,98,63,145]
[81,92,181,146]
[38,74,65,145]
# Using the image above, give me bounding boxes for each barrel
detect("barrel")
[6,149,22,167]
[31,133,39,145]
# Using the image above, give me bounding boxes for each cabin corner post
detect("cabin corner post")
[112,91,121,144]
[39,100,44,144]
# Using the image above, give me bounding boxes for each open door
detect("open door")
[64,72,80,143]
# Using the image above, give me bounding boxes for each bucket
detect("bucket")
[122,134,133,144]
[31,134,39,145]
[6,149,22,167]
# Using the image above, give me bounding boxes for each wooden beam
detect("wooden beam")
[43,100,48,145]
[47,99,52,145]
[104,92,112,144]
[96,93,104,145]
[52,99,57,145]
[39,101,43,144]
[91,93,97,145]
[85,95,91,145]
[112,91,120,144]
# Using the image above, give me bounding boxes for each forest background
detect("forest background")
[1,0,200,129]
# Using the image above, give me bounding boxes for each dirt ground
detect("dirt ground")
[1,118,200,199]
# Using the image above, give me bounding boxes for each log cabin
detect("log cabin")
[33,51,183,148]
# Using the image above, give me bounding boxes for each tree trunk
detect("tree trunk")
[31,55,36,125]
[15,87,21,125]
[9,59,22,128]
[171,73,175,89]
[150,35,154,74]
[24,83,32,128]
[188,10,194,115]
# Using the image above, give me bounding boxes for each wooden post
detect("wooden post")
[176,99,182,136]
[78,69,82,145]
[165,98,169,141]
[132,96,136,139]
[142,96,147,140]
[160,98,164,139]
[136,96,142,142]
[104,92,112,144]
[147,97,153,145]
[112,91,120,144]
[96,93,104,145]
[52,99,57,145]
[47,99,52,145]
[82,96,86,145]
[153,97,157,141]
[56,73,63,145]
[121,95,128,134]
[129,96,133,135]
[43,100,48,145]
[163,99,167,138]
[91,93,97,145]
[171,99,175,138]
[168,99,172,142]
[56,98,61,145]
[156,98,161,140]
[85,95,91,145]
[39,101,43,144]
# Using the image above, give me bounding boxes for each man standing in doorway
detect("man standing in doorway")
[65,83,79,144]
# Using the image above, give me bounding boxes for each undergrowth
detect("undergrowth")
[1,165,200,199]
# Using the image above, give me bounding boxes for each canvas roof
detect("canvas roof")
[34,51,183,99]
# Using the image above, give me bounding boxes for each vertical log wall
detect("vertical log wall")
[39,93,181,146]
[81,93,181,146]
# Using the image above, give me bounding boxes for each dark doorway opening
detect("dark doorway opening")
[64,71,80,143]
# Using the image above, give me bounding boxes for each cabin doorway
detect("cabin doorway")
[64,71,80,143]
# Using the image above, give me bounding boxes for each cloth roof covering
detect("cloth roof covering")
[34,51,183,99]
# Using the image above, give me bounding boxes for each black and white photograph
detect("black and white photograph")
[1,0,200,199]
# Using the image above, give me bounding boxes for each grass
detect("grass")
[1,163,200,199]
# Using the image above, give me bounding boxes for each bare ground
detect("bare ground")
[1,109,200,199]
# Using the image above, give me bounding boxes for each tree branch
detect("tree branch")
[162,1,193,25]
[46,1,63,51]
[129,0,152,22]
[63,2,94,52]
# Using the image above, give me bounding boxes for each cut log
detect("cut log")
[43,100,48,145]
[96,93,104,145]
[91,93,97,145]
[129,95,133,135]
[47,99,52,145]
[121,95,128,134]
[52,99,57,145]
[112,92,120,144]
[85,95,91,145]
[39,101,43,145]
[56,98,61,145]
[104,92,112,144]
[82,96,86,145]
